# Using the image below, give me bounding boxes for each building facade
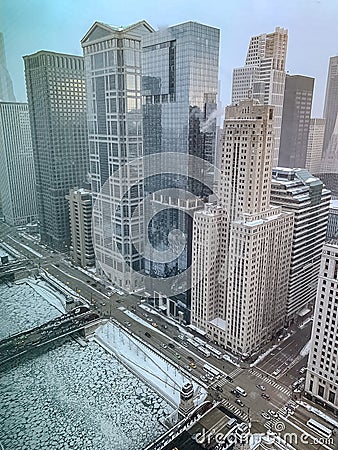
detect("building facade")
[232,27,288,166]
[305,242,338,415]
[327,200,338,240]
[318,56,338,198]
[142,21,220,320]
[191,100,294,357]
[0,102,37,226]
[81,21,154,291]
[24,51,89,251]
[271,168,330,323]
[66,188,94,268]
[278,75,314,169]
[306,118,325,175]
[0,33,16,102]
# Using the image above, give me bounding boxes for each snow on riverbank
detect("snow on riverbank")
[95,321,207,408]
[26,279,66,313]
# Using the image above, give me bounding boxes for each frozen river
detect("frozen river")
[0,280,174,450]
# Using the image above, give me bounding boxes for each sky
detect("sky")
[0,0,337,117]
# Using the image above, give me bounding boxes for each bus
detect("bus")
[198,346,211,357]
[194,337,205,347]
[187,338,200,348]
[203,363,221,378]
[204,343,223,359]
[306,419,332,439]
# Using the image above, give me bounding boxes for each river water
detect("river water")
[0,281,173,450]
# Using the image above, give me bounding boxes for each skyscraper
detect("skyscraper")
[24,51,89,251]
[66,188,94,268]
[0,102,37,225]
[278,75,314,169]
[81,21,154,291]
[0,33,16,102]
[191,100,294,357]
[232,27,288,166]
[323,56,338,157]
[142,21,220,320]
[270,168,330,324]
[305,242,338,415]
[319,56,338,198]
[306,118,325,174]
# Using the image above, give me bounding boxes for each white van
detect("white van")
[235,386,247,397]
[226,418,237,429]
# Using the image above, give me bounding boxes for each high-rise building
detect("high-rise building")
[319,56,338,198]
[327,200,338,240]
[142,21,220,321]
[0,102,37,225]
[271,168,330,324]
[66,188,94,268]
[305,242,338,415]
[232,27,288,166]
[81,21,154,291]
[278,75,314,168]
[0,33,16,102]
[306,118,325,174]
[191,100,294,357]
[323,56,338,157]
[24,51,89,251]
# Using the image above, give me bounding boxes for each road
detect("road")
[0,221,336,449]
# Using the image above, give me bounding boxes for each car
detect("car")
[256,384,265,391]
[268,409,279,419]
[145,332,151,338]
[261,393,271,400]
[206,373,214,381]
[200,375,208,382]
[189,362,197,369]
[175,353,181,359]
[299,367,306,375]
[177,334,184,340]
[168,343,175,349]
[236,399,245,407]
[126,322,131,327]
[182,341,188,347]
[261,412,271,421]
[152,322,158,327]
[231,389,240,398]
[147,317,153,322]
[162,343,168,349]
[272,369,281,376]
[184,365,192,371]
[226,375,233,383]
[216,386,223,392]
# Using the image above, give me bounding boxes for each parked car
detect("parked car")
[256,384,265,391]
[226,375,233,383]
[236,399,245,407]
[261,393,271,400]
[162,343,168,349]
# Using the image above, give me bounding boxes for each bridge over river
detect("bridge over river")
[0,305,100,365]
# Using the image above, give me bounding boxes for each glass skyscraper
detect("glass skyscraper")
[142,22,220,320]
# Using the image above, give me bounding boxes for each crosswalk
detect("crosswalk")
[263,400,298,431]
[221,399,249,422]
[249,368,291,395]
[217,367,244,388]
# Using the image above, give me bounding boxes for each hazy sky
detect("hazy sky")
[1,0,337,116]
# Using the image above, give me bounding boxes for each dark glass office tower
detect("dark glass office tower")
[24,51,88,250]
[278,74,314,169]
[142,22,220,321]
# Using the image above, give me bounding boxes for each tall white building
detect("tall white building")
[0,102,37,226]
[66,188,94,268]
[271,168,330,324]
[232,27,288,166]
[306,118,325,175]
[305,242,338,415]
[81,21,154,291]
[191,100,294,357]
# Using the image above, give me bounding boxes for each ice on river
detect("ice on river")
[0,338,173,450]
